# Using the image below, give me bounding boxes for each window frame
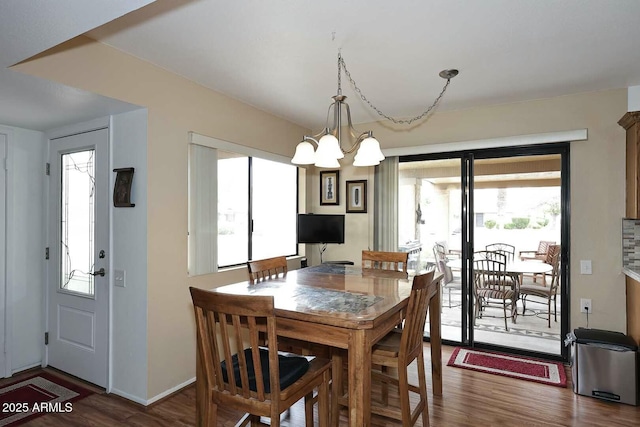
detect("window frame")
[188,132,299,275]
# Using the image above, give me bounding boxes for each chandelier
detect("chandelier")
[291,53,458,168]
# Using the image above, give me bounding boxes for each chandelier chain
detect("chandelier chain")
[339,56,452,125]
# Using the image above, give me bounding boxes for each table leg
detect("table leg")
[429,280,443,396]
[348,329,371,427]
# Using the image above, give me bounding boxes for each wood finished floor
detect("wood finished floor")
[4,345,639,426]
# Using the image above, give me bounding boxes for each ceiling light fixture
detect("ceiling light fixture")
[291,52,458,168]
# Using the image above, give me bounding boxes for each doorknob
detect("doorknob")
[90,268,106,277]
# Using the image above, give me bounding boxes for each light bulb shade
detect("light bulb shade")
[291,141,316,165]
[353,137,385,166]
[318,134,344,159]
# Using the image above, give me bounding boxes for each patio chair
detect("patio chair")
[485,243,516,262]
[473,252,517,331]
[519,240,556,284]
[520,245,561,327]
[189,287,331,427]
[433,243,461,308]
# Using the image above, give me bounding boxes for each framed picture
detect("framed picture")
[346,180,367,213]
[113,167,135,207]
[320,170,339,205]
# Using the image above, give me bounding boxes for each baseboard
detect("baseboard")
[110,387,148,406]
[11,362,42,376]
[146,376,196,406]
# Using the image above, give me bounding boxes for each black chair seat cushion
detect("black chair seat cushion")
[221,347,310,393]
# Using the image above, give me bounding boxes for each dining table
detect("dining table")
[195,264,443,427]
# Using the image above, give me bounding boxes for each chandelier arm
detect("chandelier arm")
[340,56,453,125]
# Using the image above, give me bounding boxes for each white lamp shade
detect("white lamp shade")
[353,137,385,166]
[318,134,344,159]
[291,141,316,165]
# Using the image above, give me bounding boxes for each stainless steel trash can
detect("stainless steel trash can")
[570,328,638,405]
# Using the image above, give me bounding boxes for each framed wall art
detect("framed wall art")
[320,170,339,205]
[113,167,135,207]
[346,180,367,213]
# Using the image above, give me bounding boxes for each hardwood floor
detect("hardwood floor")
[5,345,638,426]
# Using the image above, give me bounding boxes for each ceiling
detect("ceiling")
[3,0,640,132]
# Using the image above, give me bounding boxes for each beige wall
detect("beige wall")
[311,89,628,334]
[15,36,628,397]
[14,36,308,399]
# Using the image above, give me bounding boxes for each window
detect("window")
[188,133,298,275]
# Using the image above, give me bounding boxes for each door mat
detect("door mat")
[447,347,567,387]
[0,372,94,426]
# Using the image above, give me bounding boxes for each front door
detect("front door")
[47,128,109,387]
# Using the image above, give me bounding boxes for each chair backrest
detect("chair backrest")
[544,244,560,264]
[473,255,509,293]
[547,244,561,292]
[190,287,282,405]
[399,269,438,361]
[432,244,453,284]
[247,256,288,283]
[538,240,556,255]
[362,250,408,273]
[485,243,515,261]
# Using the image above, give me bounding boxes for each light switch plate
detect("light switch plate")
[114,269,126,287]
[580,260,592,275]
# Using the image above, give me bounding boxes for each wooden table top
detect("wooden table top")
[212,264,415,329]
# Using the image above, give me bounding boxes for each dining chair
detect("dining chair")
[520,245,561,327]
[362,250,408,273]
[485,243,516,262]
[433,243,461,308]
[333,270,437,426]
[247,256,288,282]
[189,287,331,427]
[247,256,326,357]
[473,253,517,330]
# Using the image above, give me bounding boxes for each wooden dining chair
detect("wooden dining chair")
[334,270,437,426]
[362,250,409,273]
[247,256,288,282]
[189,287,331,427]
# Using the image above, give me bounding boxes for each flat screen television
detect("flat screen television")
[297,214,345,244]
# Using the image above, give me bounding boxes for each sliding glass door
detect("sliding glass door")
[400,143,569,359]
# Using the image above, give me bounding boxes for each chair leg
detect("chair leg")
[522,295,527,315]
[319,368,330,427]
[448,287,452,308]
[330,350,343,427]
[417,352,430,426]
[305,392,314,426]
[398,364,412,425]
[503,302,508,331]
[380,366,389,405]
[553,295,558,322]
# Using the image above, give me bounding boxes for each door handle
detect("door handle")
[90,268,106,277]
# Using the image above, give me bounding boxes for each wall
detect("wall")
[13,36,309,400]
[313,89,627,333]
[13,35,628,396]
[110,109,148,402]
[0,124,45,373]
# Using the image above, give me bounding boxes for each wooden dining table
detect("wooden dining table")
[196,264,443,427]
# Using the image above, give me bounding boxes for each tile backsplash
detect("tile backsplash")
[623,218,640,269]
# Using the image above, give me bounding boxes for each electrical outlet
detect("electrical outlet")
[114,269,126,287]
[580,298,592,313]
